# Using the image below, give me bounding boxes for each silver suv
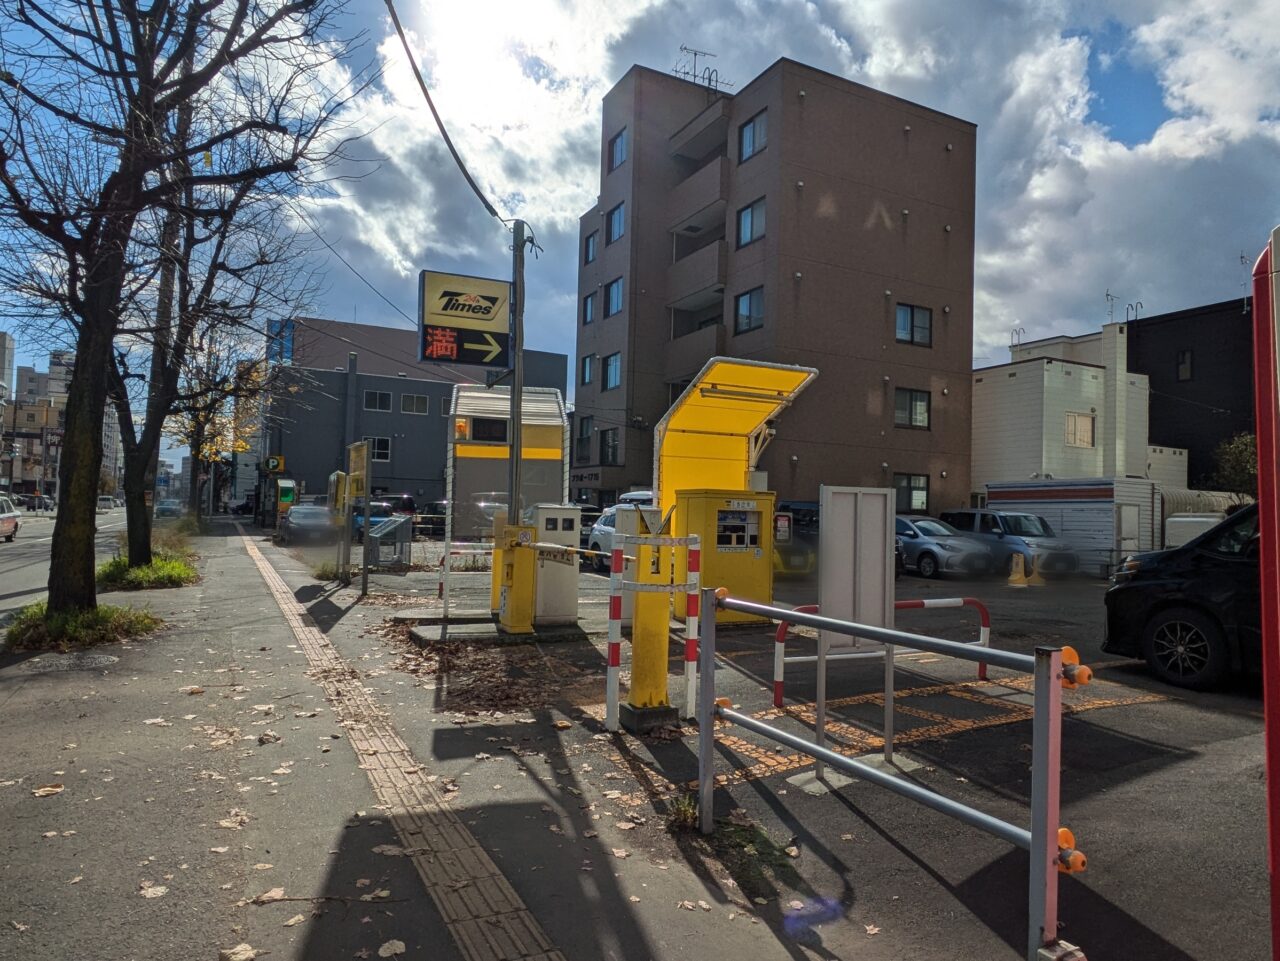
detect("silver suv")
[938,508,1077,574]
[895,515,993,578]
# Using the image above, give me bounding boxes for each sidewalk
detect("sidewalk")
[1,521,1268,961]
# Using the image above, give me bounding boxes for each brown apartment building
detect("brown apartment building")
[572,59,976,514]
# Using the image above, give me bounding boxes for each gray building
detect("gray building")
[262,318,568,504]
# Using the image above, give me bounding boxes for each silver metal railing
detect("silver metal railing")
[696,589,1090,961]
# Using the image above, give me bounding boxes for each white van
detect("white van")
[97,495,116,512]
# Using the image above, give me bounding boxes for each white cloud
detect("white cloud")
[302,0,1280,376]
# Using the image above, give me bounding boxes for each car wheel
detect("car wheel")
[590,543,607,573]
[917,552,939,579]
[4,530,13,543]
[1140,606,1230,690]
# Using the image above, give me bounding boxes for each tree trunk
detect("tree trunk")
[47,318,113,613]
[187,422,205,515]
[121,447,154,567]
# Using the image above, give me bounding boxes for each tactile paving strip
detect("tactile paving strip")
[240,530,566,961]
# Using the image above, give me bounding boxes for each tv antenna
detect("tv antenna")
[1105,288,1117,323]
[672,45,734,91]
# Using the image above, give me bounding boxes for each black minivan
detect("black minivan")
[1103,504,1260,689]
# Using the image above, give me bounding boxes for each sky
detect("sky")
[4,0,1280,461]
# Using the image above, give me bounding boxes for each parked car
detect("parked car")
[938,508,1077,574]
[894,536,904,579]
[26,495,53,511]
[97,495,116,512]
[773,536,817,577]
[278,505,339,546]
[231,498,255,515]
[379,493,417,515]
[617,490,654,506]
[578,508,602,549]
[586,507,617,571]
[895,515,994,578]
[0,495,21,542]
[351,501,394,542]
[1103,504,1260,690]
[155,499,183,518]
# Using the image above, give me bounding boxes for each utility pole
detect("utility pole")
[507,219,526,522]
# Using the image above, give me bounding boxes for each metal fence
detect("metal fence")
[696,589,1091,961]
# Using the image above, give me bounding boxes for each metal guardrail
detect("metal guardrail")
[773,598,992,707]
[696,588,1091,961]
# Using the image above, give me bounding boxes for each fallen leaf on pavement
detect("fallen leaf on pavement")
[32,784,64,798]
[582,830,598,838]
[359,888,391,901]
[552,720,572,730]
[611,848,630,859]
[138,882,168,898]
[253,705,275,714]
[355,950,371,960]
[61,831,75,837]
[210,846,230,854]
[753,897,769,905]
[283,914,306,927]
[784,846,800,858]
[865,924,881,936]
[378,941,406,957]
[41,831,57,838]
[355,879,371,888]
[68,876,82,884]
[218,944,258,961]
[788,900,804,910]
[840,833,854,841]
[698,900,712,912]
[258,731,281,745]
[252,863,273,870]
[615,822,636,831]
[143,718,172,727]
[371,845,404,856]
[180,686,204,695]
[677,900,695,910]
[253,887,286,904]
[9,920,29,932]
[628,895,640,903]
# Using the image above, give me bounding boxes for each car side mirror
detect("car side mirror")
[995,530,1004,539]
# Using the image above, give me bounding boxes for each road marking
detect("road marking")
[238,529,565,961]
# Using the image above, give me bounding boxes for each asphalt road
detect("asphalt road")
[0,508,130,624]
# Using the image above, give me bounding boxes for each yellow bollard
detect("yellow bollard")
[1007,552,1030,588]
[622,541,678,733]
[497,525,535,634]
[489,511,508,615]
[1026,554,1047,588]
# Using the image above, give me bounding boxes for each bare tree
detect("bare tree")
[0,0,368,613]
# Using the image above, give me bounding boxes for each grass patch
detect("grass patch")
[97,555,198,591]
[674,818,805,903]
[5,601,162,652]
[666,792,700,833]
[311,561,351,581]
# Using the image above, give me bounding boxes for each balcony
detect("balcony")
[668,156,728,237]
[666,240,726,312]
[664,322,725,384]
[669,96,731,160]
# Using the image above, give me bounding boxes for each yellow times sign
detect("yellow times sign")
[420,270,509,334]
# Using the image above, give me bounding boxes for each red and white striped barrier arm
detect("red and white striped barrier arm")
[683,540,701,719]
[605,542,625,732]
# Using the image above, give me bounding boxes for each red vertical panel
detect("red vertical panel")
[1251,236,1280,961]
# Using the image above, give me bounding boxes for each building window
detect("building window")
[605,278,623,317]
[401,394,429,415]
[736,197,765,248]
[734,287,764,334]
[441,398,450,417]
[600,428,619,465]
[1065,412,1095,448]
[894,388,931,429]
[584,231,598,264]
[603,352,621,391]
[894,473,929,513]
[606,202,625,245]
[363,436,391,462]
[363,390,391,412]
[1176,349,1193,382]
[739,110,767,162]
[576,416,593,462]
[895,303,932,347]
[470,418,507,443]
[580,355,594,386]
[608,128,627,171]
[582,291,596,325]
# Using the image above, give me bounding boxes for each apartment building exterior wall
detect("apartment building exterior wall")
[572,59,976,513]
[1125,297,1254,485]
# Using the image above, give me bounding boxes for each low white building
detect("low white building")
[972,322,1187,500]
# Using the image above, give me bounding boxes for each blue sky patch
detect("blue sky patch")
[1083,21,1172,146]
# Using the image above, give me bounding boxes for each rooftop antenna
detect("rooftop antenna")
[1010,326,1025,347]
[672,45,734,91]
[1105,288,1117,323]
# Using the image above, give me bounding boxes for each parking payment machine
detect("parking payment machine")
[528,504,581,626]
[675,489,774,623]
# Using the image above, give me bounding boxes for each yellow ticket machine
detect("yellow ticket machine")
[675,489,774,624]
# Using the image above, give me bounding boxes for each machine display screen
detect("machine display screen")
[716,510,760,550]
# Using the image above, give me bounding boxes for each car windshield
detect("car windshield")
[369,503,393,516]
[913,519,960,537]
[1002,514,1055,537]
[291,507,330,519]
[159,501,180,508]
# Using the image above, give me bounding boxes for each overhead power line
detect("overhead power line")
[383,0,503,223]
